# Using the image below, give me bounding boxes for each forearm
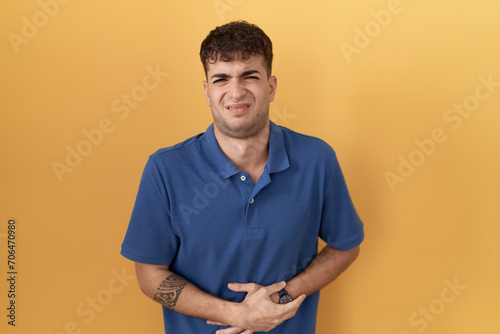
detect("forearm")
[135,263,237,325]
[285,245,360,299]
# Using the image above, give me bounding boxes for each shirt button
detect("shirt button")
[240,175,247,181]
[250,198,255,204]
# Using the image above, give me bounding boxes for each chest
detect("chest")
[168,168,324,247]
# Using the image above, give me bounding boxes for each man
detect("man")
[121,21,364,334]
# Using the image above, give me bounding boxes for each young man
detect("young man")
[121,21,364,334]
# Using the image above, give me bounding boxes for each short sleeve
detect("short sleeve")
[120,156,179,265]
[319,153,364,250]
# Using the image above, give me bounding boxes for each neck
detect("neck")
[214,123,270,183]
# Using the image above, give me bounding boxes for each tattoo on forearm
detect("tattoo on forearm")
[153,274,188,310]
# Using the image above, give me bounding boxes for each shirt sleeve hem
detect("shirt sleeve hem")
[328,231,364,251]
[120,248,172,266]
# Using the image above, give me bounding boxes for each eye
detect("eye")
[213,78,227,84]
[245,76,259,80]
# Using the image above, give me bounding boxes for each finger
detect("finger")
[207,320,228,326]
[227,282,258,293]
[288,293,307,308]
[215,326,245,334]
[281,293,307,314]
[273,293,307,324]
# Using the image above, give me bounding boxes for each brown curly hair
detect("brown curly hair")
[200,21,273,78]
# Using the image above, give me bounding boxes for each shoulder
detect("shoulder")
[279,125,336,160]
[150,132,206,163]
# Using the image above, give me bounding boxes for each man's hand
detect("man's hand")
[207,281,306,333]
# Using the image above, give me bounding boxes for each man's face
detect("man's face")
[203,55,277,140]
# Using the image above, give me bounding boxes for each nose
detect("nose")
[227,79,246,100]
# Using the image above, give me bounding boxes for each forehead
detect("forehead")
[206,54,266,76]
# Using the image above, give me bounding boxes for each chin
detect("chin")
[227,122,268,140]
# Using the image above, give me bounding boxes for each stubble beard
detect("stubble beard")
[212,108,270,140]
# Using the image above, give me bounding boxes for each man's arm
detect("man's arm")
[208,245,359,334]
[285,244,360,299]
[134,262,306,332]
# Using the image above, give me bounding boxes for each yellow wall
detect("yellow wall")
[1,1,499,333]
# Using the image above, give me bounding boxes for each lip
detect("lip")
[226,103,251,113]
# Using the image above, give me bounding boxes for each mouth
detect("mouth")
[226,104,250,113]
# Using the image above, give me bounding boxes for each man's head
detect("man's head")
[200,22,277,140]
[200,21,273,78]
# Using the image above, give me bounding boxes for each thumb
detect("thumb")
[227,282,259,293]
[265,281,287,294]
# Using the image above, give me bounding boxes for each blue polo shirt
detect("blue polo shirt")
[121,121,364,334]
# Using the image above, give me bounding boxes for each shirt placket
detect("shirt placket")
[237,170,271,238]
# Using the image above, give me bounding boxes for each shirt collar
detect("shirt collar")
[204,121,290,179]
[266,121,290,174]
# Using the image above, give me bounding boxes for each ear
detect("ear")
[202,81,211,106]
[268,75,277,102]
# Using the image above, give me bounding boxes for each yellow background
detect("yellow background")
[1,0,499,333]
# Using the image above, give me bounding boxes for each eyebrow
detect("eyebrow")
[210,70,261,80]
